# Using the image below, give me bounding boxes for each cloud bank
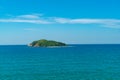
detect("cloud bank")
[0,14,120,28]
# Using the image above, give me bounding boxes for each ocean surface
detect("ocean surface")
[0,44,120,80]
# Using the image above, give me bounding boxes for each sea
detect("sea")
[0,44,120,80]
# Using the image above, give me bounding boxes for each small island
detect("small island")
[28,39,66,47]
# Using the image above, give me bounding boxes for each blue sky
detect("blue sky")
[0,0,120,44]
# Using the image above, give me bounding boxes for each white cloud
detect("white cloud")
[17,14,43,19]
[0,14,53,24]
[0,19,51,24]
[0,14,120,28]
[54,18,120,24]
[54,18,120,28]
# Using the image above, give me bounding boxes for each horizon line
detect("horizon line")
[0,43,120,46]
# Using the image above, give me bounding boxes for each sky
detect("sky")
[0,0,120,45]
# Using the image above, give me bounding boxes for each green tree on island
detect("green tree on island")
[29,39,66,47]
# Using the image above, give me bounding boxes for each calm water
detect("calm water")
[0,45,120,80]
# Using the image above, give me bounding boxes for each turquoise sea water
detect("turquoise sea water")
[0,45,120,80]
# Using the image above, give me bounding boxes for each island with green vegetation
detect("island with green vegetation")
[28,39,66,47]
